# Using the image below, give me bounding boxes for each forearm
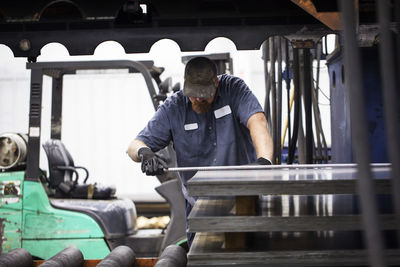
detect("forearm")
[127,139,148,162]
[247,112,274,163]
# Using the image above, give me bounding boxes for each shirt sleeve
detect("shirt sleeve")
[136,104,172,152]
[229,77,264,126]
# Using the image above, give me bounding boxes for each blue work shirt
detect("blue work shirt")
[136,74,264,203]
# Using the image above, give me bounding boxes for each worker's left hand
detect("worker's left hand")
[138,147,168,175]
[253,157,272,165]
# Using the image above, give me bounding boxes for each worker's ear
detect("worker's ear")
[215,78,219,87]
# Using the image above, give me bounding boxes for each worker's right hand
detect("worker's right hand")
[138,147,168,176]
[252,157,272,165]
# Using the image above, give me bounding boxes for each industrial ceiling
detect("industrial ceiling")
[0,1,379,59]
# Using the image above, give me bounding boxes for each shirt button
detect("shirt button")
[209,126,212,130]
[213,142,216,146]
[213,158,217,163]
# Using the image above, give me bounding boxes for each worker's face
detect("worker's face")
[189,79,218,114]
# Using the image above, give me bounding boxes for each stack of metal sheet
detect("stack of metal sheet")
[186,164,400,266]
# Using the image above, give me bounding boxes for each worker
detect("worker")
[127,56,273,246]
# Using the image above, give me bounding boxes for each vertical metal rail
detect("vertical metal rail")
[276,37,283,164]
[339,0,386,266]
[315,41,321,100]
[396,1,400,82]
[269,37,277,164]
[25,68,44,182]
[285,40,292,152]
[50,76,63,140]
[311,79,323,163]
[263,41,272,130]
[303,48,313,164]
[297,50,306,163]
[317,39,329,163]
[314,42,323,162]
[311,77,329,164]
[377,0,400,243]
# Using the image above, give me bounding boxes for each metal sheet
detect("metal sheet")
[188,197,396,233]
[187,164,391,197]
[188,232,400,266]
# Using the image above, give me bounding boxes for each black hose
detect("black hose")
[287,47,300,164]
[303,48,313,164]
[269,37,277,164]
[276,36,283,164]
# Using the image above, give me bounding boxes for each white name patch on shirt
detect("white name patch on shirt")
[184,123,199,131]
[214,105,232,119]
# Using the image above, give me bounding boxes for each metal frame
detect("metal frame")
[339,0,398,266]
[0,24,333,60]
[25,60,159,182]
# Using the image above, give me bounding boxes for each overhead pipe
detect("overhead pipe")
[339,0,386,266]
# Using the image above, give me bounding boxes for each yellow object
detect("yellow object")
[137,216,170,229]
[281,87,296,149]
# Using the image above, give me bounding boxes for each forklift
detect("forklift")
[0,60,187,260]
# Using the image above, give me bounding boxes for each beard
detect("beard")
[191,100,211,114]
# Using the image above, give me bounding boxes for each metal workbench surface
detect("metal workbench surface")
[187,163,392,197]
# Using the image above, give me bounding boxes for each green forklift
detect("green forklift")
[0,60,186,260]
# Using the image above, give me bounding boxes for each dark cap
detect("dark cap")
[183,57,217,98]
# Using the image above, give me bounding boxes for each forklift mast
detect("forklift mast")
[25,60,159,182]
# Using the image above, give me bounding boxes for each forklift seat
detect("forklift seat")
[42,139,116,199]
[50,198,137,239]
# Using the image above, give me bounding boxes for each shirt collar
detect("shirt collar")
[214,76,222,101]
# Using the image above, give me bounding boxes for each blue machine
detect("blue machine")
[327,46,391,163]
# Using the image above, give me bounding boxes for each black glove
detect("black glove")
[138,147,168,175]
[252,157,272,165]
